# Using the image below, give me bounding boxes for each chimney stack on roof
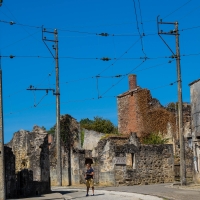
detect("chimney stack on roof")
[128,74,137,90]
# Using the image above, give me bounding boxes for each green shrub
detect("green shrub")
[141,133,169,144]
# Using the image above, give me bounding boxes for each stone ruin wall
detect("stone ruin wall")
[82,129,104,150]
[4,146,16,198]
[190,80,200,183]
[4,126,50,198]
[95,134,174,186]
[49,114,81,186]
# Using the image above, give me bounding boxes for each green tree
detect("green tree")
[47,127,55,135]
[80,116,118,134]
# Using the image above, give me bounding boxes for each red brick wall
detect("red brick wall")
[117,91,143,137]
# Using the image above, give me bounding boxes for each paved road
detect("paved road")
[52,188,163,200]
[97,184,200,200]
[8,184,200,200]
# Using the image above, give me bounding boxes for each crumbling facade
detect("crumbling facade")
[5,126,50,198]
[95,133,174,186]
[63,133,175,186]
[190,79,200,183]
[49,114,81,186]
[117,74,176,139]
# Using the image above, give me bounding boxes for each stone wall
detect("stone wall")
[95,133,174,186]
[4,146,16,198]
[5,126,51,198]
[49,114,80,186]
[82,129,104,150]
[189,79,200,183]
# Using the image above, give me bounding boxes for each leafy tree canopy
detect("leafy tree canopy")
[80,116,118,134]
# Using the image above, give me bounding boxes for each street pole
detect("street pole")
[157,17,186,185]
[54,29,62,186]
[175,22,186,185]
[42,28,62,186]
[0,68,6,200]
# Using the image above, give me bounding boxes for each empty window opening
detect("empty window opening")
[132,153,136,169]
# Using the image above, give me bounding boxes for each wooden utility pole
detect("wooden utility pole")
[175,22,186,185]
[54,29,62,186]
[157,17,186,185]
[0,68,6,200]
[0,3,5,198]
[42,28,62,186]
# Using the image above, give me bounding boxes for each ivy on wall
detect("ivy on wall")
[136,89,176,142]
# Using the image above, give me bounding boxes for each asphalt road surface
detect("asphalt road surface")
[54,188,163,200]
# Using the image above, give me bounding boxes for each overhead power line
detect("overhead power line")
[3,51,200,60]
[100,59,147,97]
[97,37,141,75]
[0,19,158,37]
[132,0,146,57]
[5,78,178,117]
[137,0,145,34]
[163,0,192,19]
[179,4,200,20]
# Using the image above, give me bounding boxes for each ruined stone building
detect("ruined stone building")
[49,127,175,186]
[117,74,191,140]
[117,74,175,139]
[189,79,200,183]
[49,114,81,186]
[117,74,193,182]
[4,126,50,198]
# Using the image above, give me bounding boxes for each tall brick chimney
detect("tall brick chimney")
[128,74,137,90]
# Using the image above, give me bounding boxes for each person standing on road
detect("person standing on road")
[85,163,94,196]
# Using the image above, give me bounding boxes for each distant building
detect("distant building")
[189,79,200,183]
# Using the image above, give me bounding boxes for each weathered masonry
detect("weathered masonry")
[117,74,176,139]
[94,133,174,186]
[189,79,200,183]
[5,126,50,198]
[50,132,174,186]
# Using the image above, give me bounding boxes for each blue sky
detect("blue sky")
[1,0,200,143]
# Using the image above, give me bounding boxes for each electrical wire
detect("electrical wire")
[180,25,200,32]
[137,0,145,34]
[3,3,42,44]
[162,0,192,19]
[0,19,157,37]
[97,37,141,75]
[132,0,146,57]
[150,81,178,91]
[60,59,175,85]
[179,4,200,20]
[97,59,175,79]
[0,30,40,50]
[0,54,173,60]
[3,78,179,117]
[100,59,146,97]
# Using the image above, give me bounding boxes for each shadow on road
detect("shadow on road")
[70,193,105,199]
[51,190,79,195]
